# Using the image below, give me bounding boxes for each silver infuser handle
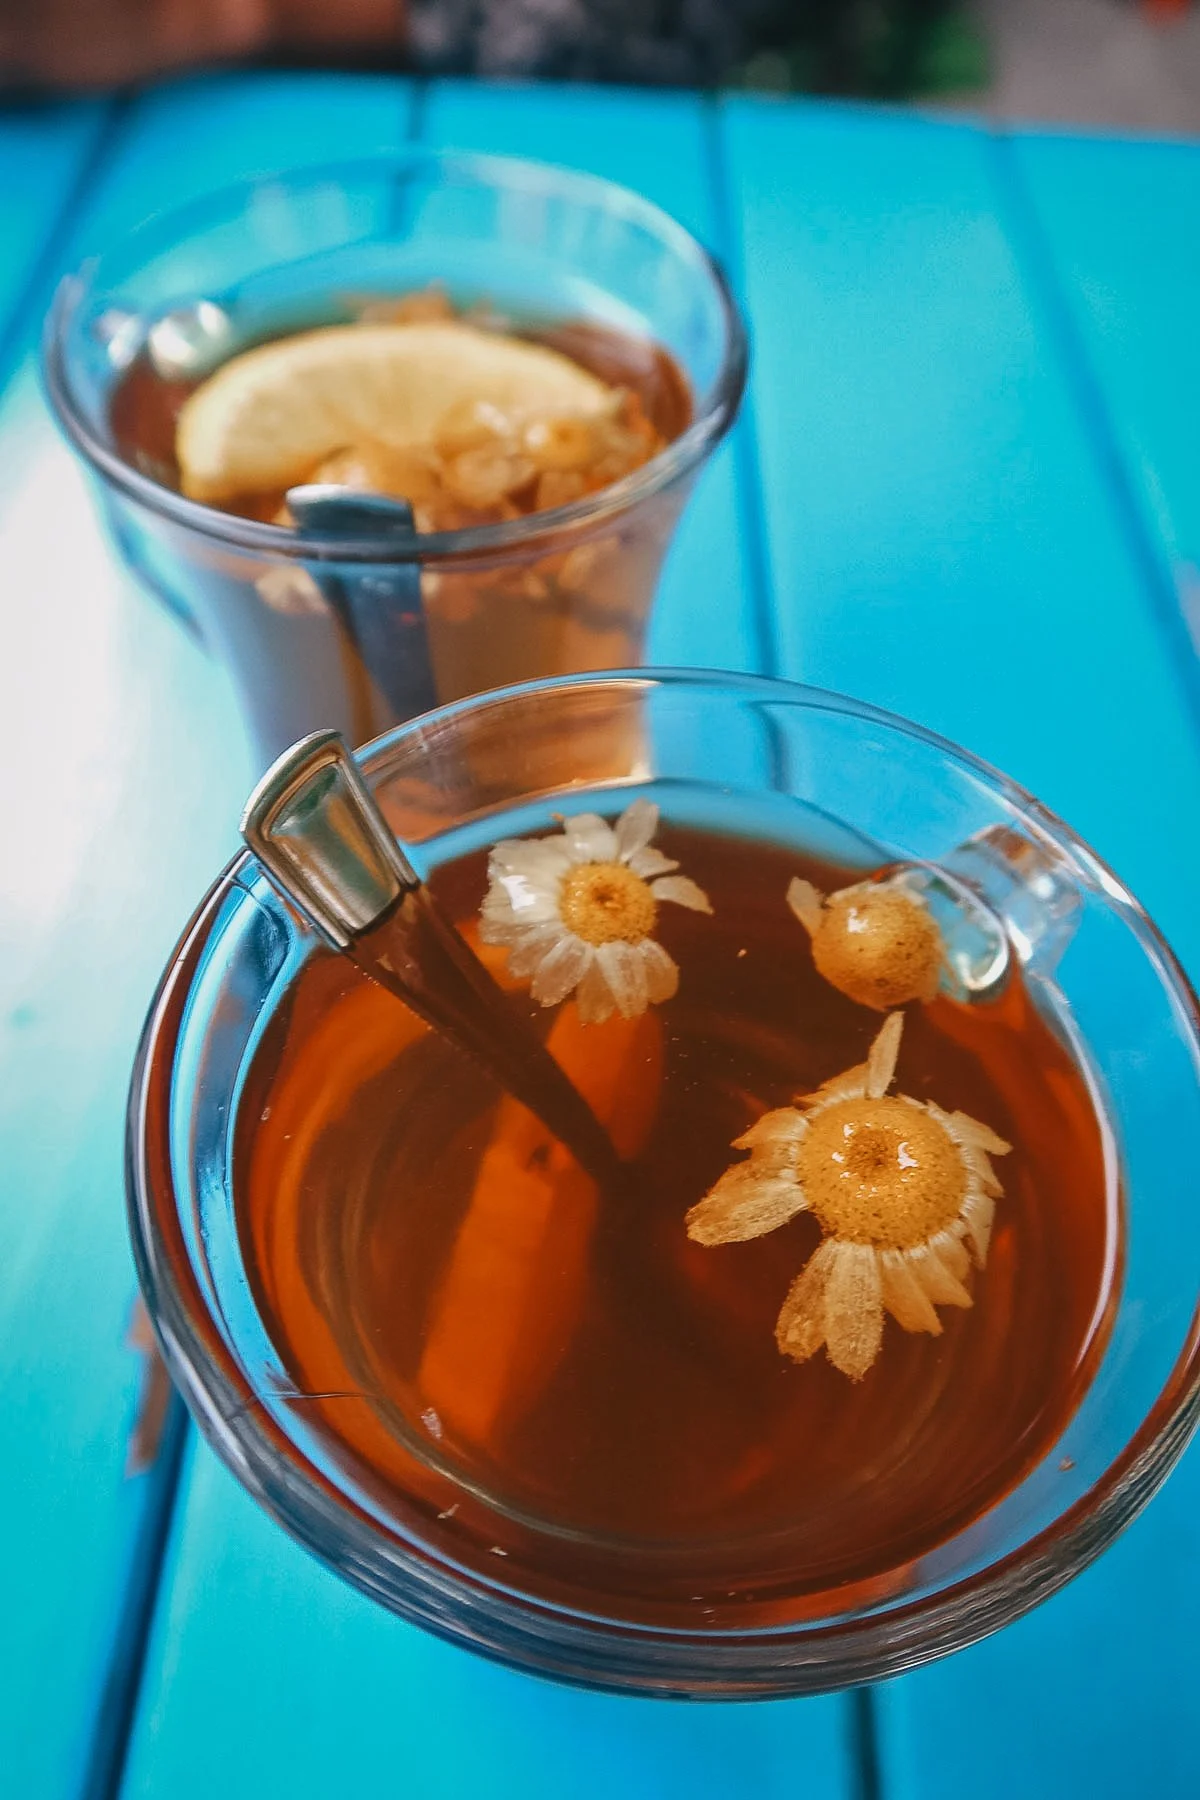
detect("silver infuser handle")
[240,729,419,948]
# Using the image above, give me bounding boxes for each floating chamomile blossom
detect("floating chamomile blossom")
[686,1013,1010,1381]
[479,798,712,1025]
[788,874,945,1011]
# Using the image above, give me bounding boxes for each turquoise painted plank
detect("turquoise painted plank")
[0,73,415,1800]
[721,96,1200,978]
[122,1441,857,1800]
[0,358,252,1799]
[1007,131,1200,644]
[423,80,760,675]
[429,79,715,230]
[0,100,109,363]
[0,92,129,1800]
[77,70,414,246]
[873,1457,1200,1798]
[118,80,851,1800]
[722,95,1200,1798]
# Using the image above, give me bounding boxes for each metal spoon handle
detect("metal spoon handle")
[287,484,437,731]
[241,728,417,948]
[241,732,625,1191]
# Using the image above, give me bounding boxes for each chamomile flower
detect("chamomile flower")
[479,798,712,1025]
[787,874,946,1011]
[686,1013,1010,1380]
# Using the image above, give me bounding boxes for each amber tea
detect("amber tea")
[110,290,692,714]
[235,799,1118,1622]
[111,290,690,526]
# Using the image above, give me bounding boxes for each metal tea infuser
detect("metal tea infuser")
[240,728,625,1191]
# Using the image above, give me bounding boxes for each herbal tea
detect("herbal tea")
[111,289,689,527]
[110,290,692,708]
[236,810,1118,1618]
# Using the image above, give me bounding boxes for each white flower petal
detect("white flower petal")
[479,915,522,947]
[960,1190,996,1267]
[627,847,678,879]
[786,876,824,934]
[562,813,618,862]
[478,892,518,932]
[879,1248,943,1335]
[823,1241,884,1380]
[866,1012,904,1098]
[504,923,564,977]
[529,934,593,1007]
[596,939,648,1019]
[480,801,706,1021]
[797,1064,870,1108]
[776,1240,838,1363]
[615,797,659,860]
[947,1110,1012,1157]
[650,875,712,914]
[910,1241,972,1309]
[687,1164,810,1245]
[637,938,679,1005]
[933,1229,972,1284]
[487,835,535,868]
[743,1146,795,1179]
[929,1103,1005,1199]
[735,1107,808,1154]
[489,839,572,880]
[963,1144,1004,1199]
[484,873,561,925]
[575,956,617,1024]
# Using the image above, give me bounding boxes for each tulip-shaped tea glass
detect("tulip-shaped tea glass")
[45,154,745,769]
[128,671,1200,1697]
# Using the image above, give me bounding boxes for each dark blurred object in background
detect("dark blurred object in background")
[0,0,398,90]
[1,0,983,96]
[407,0,976,96]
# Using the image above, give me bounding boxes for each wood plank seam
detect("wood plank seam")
[850,1686,883,1800]
[988,126,1200,749]
[117,80,425,1746]
[708,92,877,1800]
[709,93,885,1797]
[0,90,197,1800]
[80,1403,189,1800]
[705,93,782,680]
[96,81,846,1796]
[55,76,427,1800]
[407,72,431,142]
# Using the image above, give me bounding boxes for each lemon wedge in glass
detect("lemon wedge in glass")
[175,320,612,504]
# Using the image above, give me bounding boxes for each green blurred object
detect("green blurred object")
[735,1,987,98]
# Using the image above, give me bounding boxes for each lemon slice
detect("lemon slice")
[175,320,612,504]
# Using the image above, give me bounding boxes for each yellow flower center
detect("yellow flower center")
[795,1096,966,1248]
[813,887,943,1010]
[558,860,658,946]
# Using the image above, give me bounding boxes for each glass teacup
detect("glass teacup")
[127,671,1200,1697]
[45,154,746,769]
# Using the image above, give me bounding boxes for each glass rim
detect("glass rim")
[43,148,749,566]
[126,669,1200,1694]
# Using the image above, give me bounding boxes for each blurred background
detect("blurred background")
[1,0,1198,131]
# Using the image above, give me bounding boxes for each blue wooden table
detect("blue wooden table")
[2,71,1199,1800]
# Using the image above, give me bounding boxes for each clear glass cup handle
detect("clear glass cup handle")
[903,822,1083,999]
